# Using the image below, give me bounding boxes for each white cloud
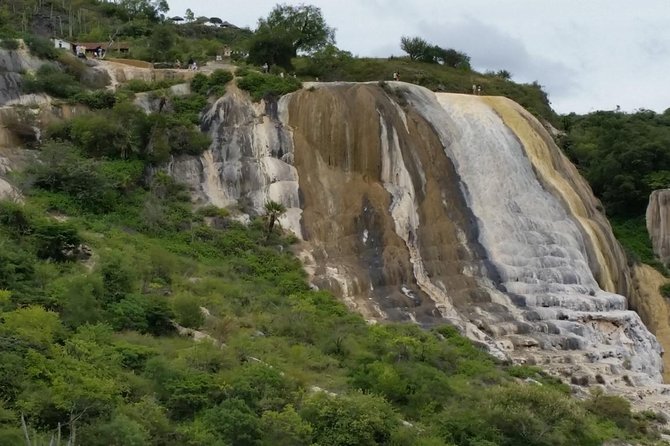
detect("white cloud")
[167,0,670,114]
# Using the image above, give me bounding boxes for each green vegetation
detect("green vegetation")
[22,64,84,98]
[0,97,664,444]
[24,34,59,60]
[249,4,335,70]
[0,38,19,50]
[610,217,666,273]
[190,69,233,96]
[294,56,556,125]
[400,36,471,68]
[0,174,665,444]
[121,78,184,93]
[2,2,666,444]
[237,70,302,101]
[560,110,670,267]
[561,110,670,218]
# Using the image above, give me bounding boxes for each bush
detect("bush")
[301,392,399,446]
[189,70,232,97]
[236,71,302,101]
[32,220,81,261]
[72,90,117,109]
[122,78,182,93]
[24,35,58,60]
[171,94,207,124]
[172,293,204,329]
[22,64,82,98]
[190,73,209,95]
[210,69,233,86]
[0,39,19,50]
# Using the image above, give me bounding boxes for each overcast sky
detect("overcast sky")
[168,0,670,114]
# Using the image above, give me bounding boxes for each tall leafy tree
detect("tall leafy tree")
[400,36,429,60]
[255,3,335,56]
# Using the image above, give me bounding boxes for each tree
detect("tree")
[118,0,166,22]
[149,24,175,61]
[297,44,353,78]
[441,48,471,69]
[400,36,429,60]
[496,69,512,79]
[248,30,295,69]
[300,392,399,446]
[260,405,313,446]
[184,8,194,23]
[264,200,286,239]
[256,3,335,56]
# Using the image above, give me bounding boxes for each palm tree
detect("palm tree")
[264,200,286,240]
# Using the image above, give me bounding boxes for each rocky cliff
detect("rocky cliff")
[166,81,670,407]
[647,189,670,266]
[0,46,43,106]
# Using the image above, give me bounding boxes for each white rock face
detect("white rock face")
[396,89,662,384]
[167,87,302,237]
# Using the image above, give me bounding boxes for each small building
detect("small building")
[52,38,72,50]
[73,42,130,57]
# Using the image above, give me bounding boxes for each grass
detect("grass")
[237,70,302,101]
[611,216,668,275]
[293,56,558,126]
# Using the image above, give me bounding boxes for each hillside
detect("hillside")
[1,2,670,446]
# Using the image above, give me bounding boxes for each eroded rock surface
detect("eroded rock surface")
[647,189,670,266]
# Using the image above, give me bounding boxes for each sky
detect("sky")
[167,0,670,114]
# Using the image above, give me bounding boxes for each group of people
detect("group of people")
[472,84,482,95]
[392,71,400,81]
[175,58,198,70]
[73,45,104,59]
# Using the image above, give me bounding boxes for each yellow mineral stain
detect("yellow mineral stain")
[631,264,670,381]
[484,96,622,294]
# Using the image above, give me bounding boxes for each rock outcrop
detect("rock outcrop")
[647,189,670,265]
[0,45,43,106]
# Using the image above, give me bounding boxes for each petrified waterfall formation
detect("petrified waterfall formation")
[169,82,669,401]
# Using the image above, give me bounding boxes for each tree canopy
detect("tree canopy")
[255,3,335,56]
[400,36,471,68]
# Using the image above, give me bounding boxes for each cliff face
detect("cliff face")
[169,81,669,405]
[0,47,43,106]
[647,189,670,265]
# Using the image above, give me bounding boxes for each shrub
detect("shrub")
[32,220,81,261]
[190,73,209,95]
[0,39,19,50]
[172,293,204,329]
[29,141,120,213]
[171,94,207,124]
[24,35,58,60]
[584,388,634,430]
[22,64,82,98]
[237,71,302,101]
[660,283,670,298]
[210,69,233,86]
[301,392,399,446]
[122,78,182,93]
[72,90,117,109]
[0,201,32,234]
